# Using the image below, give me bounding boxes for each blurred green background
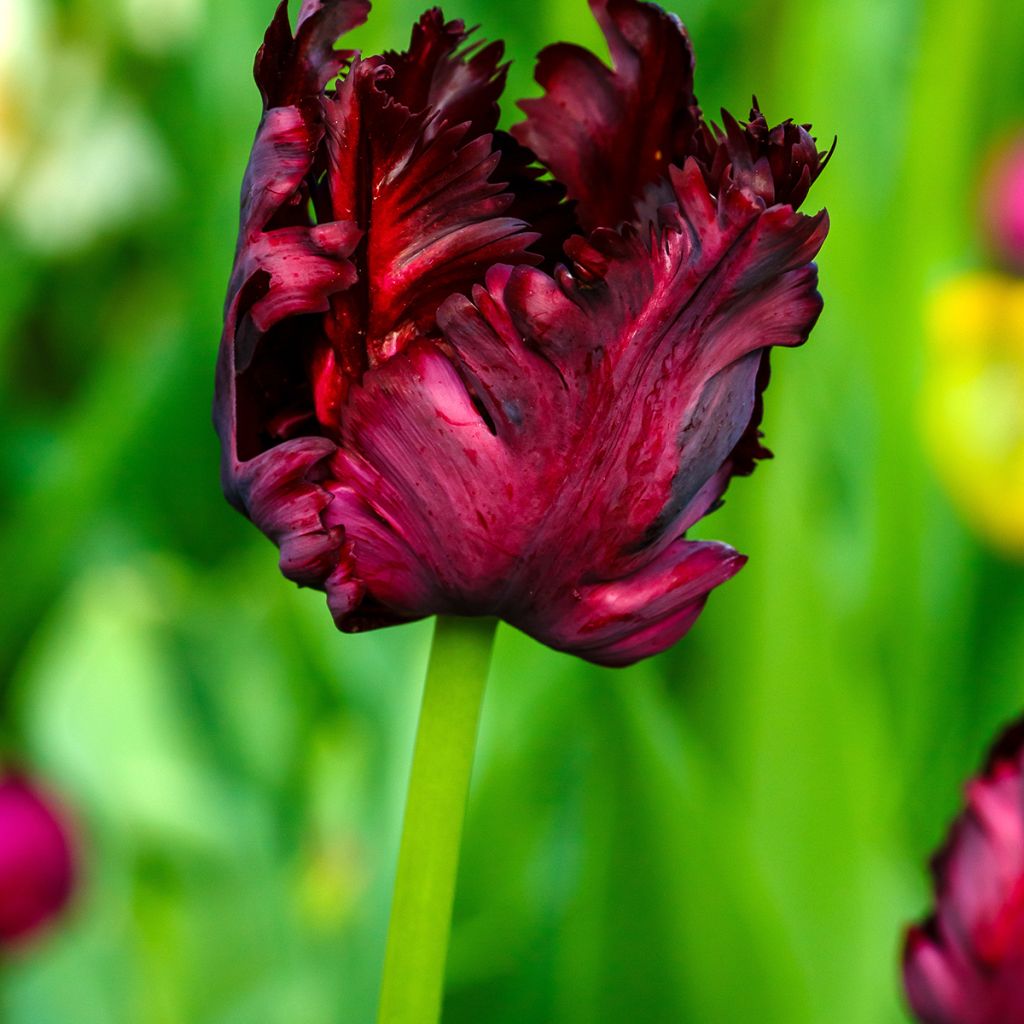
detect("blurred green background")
[3,0,1024,1020]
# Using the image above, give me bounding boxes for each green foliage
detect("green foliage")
[2,0,1024,1020]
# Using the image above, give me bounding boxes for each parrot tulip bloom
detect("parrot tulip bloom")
[0,772,76,947]
[903,720,1024,1024]
[215,0,829,665]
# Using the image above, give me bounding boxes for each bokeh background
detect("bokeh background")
[3,0,1024,1020]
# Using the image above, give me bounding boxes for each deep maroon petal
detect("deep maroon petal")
[514,0,829,238]
[491,131,578,268]
[216,0,830,666]
[255,0,370,108]
[321,163,825,663]
[380,12,577,265]
[219,2,537,568]
[314,42,540,421]
[690,106,832,210]
[904,721,1024,1024]
[540,538,746,666]
[512,0,700,232]
[380,9,507,137]
[220,57,359,470]
[237,223,362,354]
[225,437,344,587]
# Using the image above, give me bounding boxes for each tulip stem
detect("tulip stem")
[376,615,498,1024]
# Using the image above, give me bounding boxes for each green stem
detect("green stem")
[376,615,498,1024]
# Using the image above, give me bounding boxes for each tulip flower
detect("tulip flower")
[0,772,76,947]
[215,0,829,668]
[214,2,829,1021]
[903,720,1024,1024]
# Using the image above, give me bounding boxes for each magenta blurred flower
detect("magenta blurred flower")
[0,772,76,947]
[981,136,1024,273]
[215,0,829,665]
[903,721,1024,1024]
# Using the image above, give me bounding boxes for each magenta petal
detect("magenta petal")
[981,138,1024,272]
[513,0,700,232]
[904,722,1024,1024]
[903,927,973,1024]
[0,774,76,947]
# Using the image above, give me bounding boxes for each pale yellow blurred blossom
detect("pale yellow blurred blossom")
[0,0,44,195]
[922,272,1024,554]
[293,726,371,932]
[0,0,173,253]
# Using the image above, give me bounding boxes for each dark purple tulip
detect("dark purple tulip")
[215,0,830,666]
[903,721,1024,1024]
[0,773,76,947]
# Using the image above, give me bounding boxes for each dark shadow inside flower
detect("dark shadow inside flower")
[215,0,831,666]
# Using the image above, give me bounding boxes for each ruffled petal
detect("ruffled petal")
[217,4,365,558]
[379,9,507,137]
[379,14,576,265]
[483,161,827,559]
[255,0,370,108]
[514,0,831,239]
[690,106,832,210]
[315,25,541,421]
[903,926,972,1024]
[537,538,746,666]
[216,0,830,667]
[512,0,700,232]
[322,162,826,663]
[222,437,344,588]
[904,721,1024,1024]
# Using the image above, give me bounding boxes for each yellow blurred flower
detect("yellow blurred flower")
[922,272,1024,554]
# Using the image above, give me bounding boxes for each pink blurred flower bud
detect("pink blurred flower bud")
[980,136,1024,273]
[0,772,76,947]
